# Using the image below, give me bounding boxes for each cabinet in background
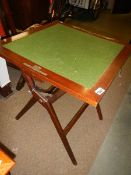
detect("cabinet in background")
[9,0,49,30]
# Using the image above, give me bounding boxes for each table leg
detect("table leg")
[96,104,103,120]
[16,97,37,120]
[45,102,77,165]
[16,74,25,90]
[15,72,103,165]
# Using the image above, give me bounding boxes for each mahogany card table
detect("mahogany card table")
[0,22,130,165]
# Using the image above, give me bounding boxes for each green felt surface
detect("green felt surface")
[4,24,124,88]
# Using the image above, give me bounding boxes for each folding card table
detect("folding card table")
[0,22,130,165]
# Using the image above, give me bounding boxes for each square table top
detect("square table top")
[0,22,131,106]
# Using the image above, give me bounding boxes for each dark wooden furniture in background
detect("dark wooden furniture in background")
[8,0,50,30]
[112,0,131,13]
[0,0,49,34]
[1,0,50,92]
[0,0,16,36]
[0,0,15,97]
[0,0,13,97]
[0,83,12,97]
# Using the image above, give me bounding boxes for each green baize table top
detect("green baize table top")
[4,24,124,89]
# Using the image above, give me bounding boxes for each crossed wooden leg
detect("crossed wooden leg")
[15,72,103,165]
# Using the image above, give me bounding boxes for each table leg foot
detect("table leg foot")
[16,97,37,120]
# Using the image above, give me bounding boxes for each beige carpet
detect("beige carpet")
[88,85,131,175]
[0,10,131,175]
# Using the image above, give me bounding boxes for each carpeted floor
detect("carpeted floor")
[88,85,131,175]
[0,10,131,175]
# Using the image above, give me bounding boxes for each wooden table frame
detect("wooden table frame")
[15,72,102,165]
[0,22,131,165]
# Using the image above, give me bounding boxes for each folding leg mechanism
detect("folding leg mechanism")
[16,72,103,165]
